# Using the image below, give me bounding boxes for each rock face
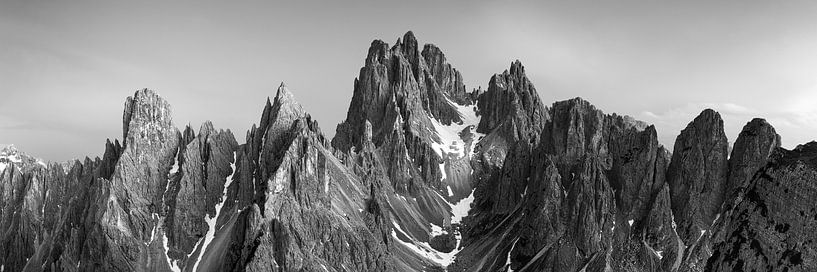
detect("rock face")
[726,118,781,200]
[332,31,478,200]
[667,109,729,244]
[562,155,616,259]
[476,60,548,141]
[239,85,394,272]
[1,31,815,272]
[422,44,470,105]
[707,142,817,271]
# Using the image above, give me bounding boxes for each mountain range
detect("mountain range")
[1,31,815,272]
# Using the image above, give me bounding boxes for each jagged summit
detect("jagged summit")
[272,82,297,105]
[668,108,729,244]
[334,31,472,154]
[509,59,525,75]
[269,82,306,121]
[258,83,309,141]
[726,118,780,199]
[0,144,50,172]
[122,88,174,146]
[477,60,547,138]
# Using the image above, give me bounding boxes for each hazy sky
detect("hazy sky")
[1,0,816,162]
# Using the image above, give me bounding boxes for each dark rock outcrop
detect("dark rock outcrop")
[476,60,548,141]
[511,156,563,271]
[707,142,817,271]
[543,98,607,165]
[643,184,684,271]
[239,84,395,272]
[422,44,469,105]
[562,155,616,258]
[332,31,477,199]
[667,109,729,244]
[726,118,781,201]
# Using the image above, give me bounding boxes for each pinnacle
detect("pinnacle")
[122,88,175,147]
[272,82,300,108]
[269,82,306,120]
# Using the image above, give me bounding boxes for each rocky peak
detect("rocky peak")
[422,43,469,104]
[199,120,217,139]
[334,31,468,153]
[365,39,391,65]
[99,138,123,180]
[0,145,22,170]
[398,31,422,80]
[509,60,525,78]
[0,145,49,173]
[271,83,306,119]
[255,83,308,153]
[477,60,547,141]
[110,88,182,237]
[0,144,18,155]
[400,31,418,49]
[726,118,780,200]
[546,97,606,158]
[667,108,729,243]
[122,88,175,149]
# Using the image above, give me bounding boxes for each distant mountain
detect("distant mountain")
[1,31,815,272]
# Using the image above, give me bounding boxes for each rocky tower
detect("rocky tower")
[667,109,729,245]
[725,118,781,200]
[476,60,548,141]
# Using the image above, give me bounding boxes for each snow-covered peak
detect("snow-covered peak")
[0,144,49,172]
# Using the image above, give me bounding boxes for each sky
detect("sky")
[1,0,816,162]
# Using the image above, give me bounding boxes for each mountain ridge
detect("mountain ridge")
[1,31,815,272]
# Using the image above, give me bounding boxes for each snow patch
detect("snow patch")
[628,219,634,227]
[191,151,237,272]
[163,230,182,272]
[450,189,475,224]
[430,223,446,236]
[670,212,678,231]
[656,250,664,259]
[324,176,329,194]
[145,214,179,272]
[447,185,454,197]
[0,151,21,172]
[169,154,180,175]
[164,152,180,198]
[391,220,458,267]
[7,154,20,163]
[41,191,47,214]
[611,218,616,233]
[506,238,520,271]
[439,162,447,181]
[428,98,484,160]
